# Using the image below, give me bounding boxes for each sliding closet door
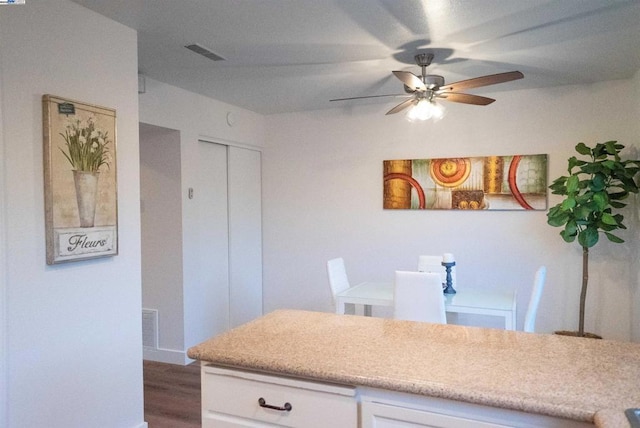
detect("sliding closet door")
[196,141,230,338]
[192,142,262,341]
[228,146,263,328]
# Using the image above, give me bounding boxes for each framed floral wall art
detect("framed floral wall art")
[42,95,118,264]
[383,154,547,210]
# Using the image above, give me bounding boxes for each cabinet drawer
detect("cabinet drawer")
[360,388,593,428]
[364,401,512,427]
[202,365,357,427]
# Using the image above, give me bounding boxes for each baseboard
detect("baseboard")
[134,422,148,428]
[143,346,194,365]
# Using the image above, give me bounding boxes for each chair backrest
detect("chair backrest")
[327,258,351,301]
[417,255,455,288]
[393,271,446,324]
[523,266,547,333]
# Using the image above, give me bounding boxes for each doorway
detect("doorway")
[139,125,263,364]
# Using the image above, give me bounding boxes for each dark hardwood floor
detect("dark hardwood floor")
[143,360,201,428]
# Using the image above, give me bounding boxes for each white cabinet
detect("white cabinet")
[200,366,594,428]
[201,365,357,427]
[360,388,593,428]
[363,401,511,427]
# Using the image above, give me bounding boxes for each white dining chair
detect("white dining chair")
[417,255,455,288]
[523,266,547,333]
[327,257,351,305]
[393,271,446,324]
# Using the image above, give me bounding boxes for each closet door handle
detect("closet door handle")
[258,397,292,412]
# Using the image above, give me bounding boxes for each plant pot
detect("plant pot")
[554,330,603,339]
[73,170,99,227]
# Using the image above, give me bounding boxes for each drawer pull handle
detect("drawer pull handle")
[258,397,292,412]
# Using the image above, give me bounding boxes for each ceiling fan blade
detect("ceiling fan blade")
[392,71,426,91]
[438,71,523,92]
[330,93,409,102]
[437,92,495,106]
[386,98,416,115]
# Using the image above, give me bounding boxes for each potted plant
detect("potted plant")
[59,115,111,227]
[547,141,640,337]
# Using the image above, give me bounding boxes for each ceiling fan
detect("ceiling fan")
[330,53,524,118]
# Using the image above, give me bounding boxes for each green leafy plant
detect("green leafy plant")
[547,141,640,337]
[59,115,111,172]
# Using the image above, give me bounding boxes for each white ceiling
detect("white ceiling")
[71,0,640,115]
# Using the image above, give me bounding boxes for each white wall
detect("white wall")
[140,123,184,359]
[0,2,144,427]
[263,77,640,342]
[139,78,265,353]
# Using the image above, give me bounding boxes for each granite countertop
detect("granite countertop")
[187,309,640,427]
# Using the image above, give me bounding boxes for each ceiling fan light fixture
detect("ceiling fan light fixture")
[406,99,445,122]
[330,52,523,119]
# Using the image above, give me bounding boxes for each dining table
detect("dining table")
[334,281,517,330]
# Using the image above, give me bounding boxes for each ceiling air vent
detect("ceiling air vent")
[185,43,225,62]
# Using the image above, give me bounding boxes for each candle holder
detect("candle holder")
[441,261,456,294]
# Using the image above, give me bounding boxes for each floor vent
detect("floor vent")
[185,43,226,61]
[142,308,158,349]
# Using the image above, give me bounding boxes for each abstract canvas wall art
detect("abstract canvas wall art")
[383,154,547,210]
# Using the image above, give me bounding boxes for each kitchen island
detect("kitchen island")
[187,310,639,427]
